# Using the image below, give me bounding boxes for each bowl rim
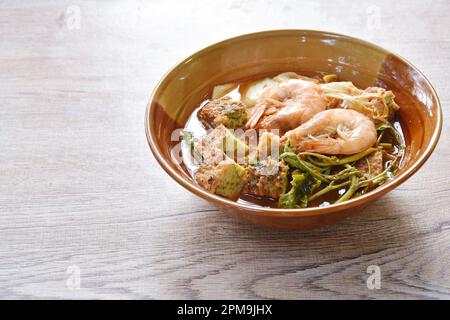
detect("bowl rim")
[145,29,443,217]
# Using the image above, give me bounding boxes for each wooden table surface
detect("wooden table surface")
[1,0,449,299]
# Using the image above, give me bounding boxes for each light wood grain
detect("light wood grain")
[0,0,449,299]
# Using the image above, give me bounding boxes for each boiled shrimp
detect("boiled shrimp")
[282,109,377,155]
[245,79,327,133]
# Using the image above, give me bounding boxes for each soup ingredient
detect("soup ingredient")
[273,72,319,84]
[182,130,225,165]
[246,79,327,133]
[256,131,282,160]
[355,150,384,177]
[198,97,249,129]
[243,158,289,198]
[190,126,248,198]
[241,78,278,107]
[194,158,246,200]
[376,122,405,150]
[321,81,362,96]
[282,109,377,155]
[192,125,248,163]
[239,72,318,107]
[321,82,400,124]
[212,83,238,99]
[278,170,319,208]
[323,74,338,83]
[279,144,397,207]
[183,72,404,208]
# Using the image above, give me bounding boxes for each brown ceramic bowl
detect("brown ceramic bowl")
[145,30,442,229]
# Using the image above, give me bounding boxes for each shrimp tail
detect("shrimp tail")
[300,139,341,154]
[246,105,266,129]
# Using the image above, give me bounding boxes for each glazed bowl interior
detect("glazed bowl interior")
[146,30,441,227]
